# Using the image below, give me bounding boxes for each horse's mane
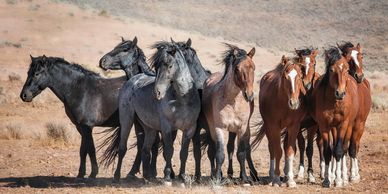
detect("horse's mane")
[337,41,354,55]
[149,41,174,71]
[292,47,313,63]
[177,41,212,75]
[31,56,100,78]
[321,47,342,86]
[220,43,247,82]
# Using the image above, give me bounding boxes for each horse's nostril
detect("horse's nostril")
[22,93,27,99]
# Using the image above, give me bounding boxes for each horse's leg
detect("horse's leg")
[214,127,225,181]
[236,132,251,185]
[207,136,216,178]
[265,125,281,186]
[142,129,157,181]
[342,125,353,186]
[76,125,87,179]
[179,126,196,183]
[317,131,325,179]
[246,143,259,182]
[160,123,174,185]
[113,106,135,182]
[150,132,160,178]
[284,124,300,187]
[296,130,305,180]
[84,126,98,179]
[170,130,177,179]
[306,125,318,183]
[127,120,143,178]
[226,132,236,178]
[333,121,349,188]
[349,121,365,183]
[192,126,202,181]
[321,128,333,188]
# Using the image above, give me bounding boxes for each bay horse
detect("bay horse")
[98,36,161,180]
[252,55,307,187]
[337,42,371,183]
[19,56,132,179]
[201,44,256,185]
[101,41,201,185]
[311,47,359,187]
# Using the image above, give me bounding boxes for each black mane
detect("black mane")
[30,56,100,78]
[149,41,175,71]
[337,41,354,55]
[220,43,247,81]
[321,47,342,85]
[295,47,313,56]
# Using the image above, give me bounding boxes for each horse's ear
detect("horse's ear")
[311,49,319,57]
[186,38,192,48]
[132,36,138,47]
[356,43,361,52]
[121,36,125,42]
[170,37,176,44]
[30,54,34,61]
[281,55,289,65]
[247,47,255,58]
[233,49,239,56]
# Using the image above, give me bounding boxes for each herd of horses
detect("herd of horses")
[19,37,371,188]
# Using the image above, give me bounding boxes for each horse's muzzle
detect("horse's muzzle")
[288,99,300,110]
[20,90,32,102]
[335,90,346,100]
[243,91,254,102]
[354,73,364,83]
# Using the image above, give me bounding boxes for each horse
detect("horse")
[252,55,307,187]
[100,41,201,185]
[337,42,371,183]
[98,36,161,180]
[291,48,324,182]
[177,39,259,181]
[19,55,132,179]
[201,44,256,185]
[311,47,359,187]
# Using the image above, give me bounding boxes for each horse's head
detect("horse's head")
[99,36,141,77]
[280,56,306,110]
[294,48,318,90]
[20,55,51,102]
[234,47,256,102]
[324,47,350,100]
[338,42,364,83]
[151,40,187,100]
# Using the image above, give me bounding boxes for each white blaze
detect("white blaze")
[339,63,343,71]
[288,69,298,93]
[351,50,360,67]
[305,57,311,75]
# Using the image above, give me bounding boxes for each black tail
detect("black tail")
[251,120,265,150]
[97,126,121,168]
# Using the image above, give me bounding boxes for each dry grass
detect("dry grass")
[98,10,109,17]
[8,72,21,82]
[0,124,23,140]
[45,122,70,144]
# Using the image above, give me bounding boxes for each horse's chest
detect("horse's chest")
[323,108,345,126]
[218,104,245,132]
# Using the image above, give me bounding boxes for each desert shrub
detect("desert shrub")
[0,124,23,139]
[98,10,109,17]
[8,72,21,82]
[372,94,388,111]
[45,122,69,143]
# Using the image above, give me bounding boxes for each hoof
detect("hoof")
[350,175,360,183]
[296,175,304,181]
[287,180,297,187]
[242,183,251,187]
[271,176,282,187]
[307,175,316,183]
[343,180,349,186]
[88,174,97,179]
[164,181,172,186]
[126,173,137,180]
[322,179,330,188]
[178,182,186,188]
[335,179,343,187]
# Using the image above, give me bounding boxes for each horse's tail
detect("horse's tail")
[251,120,265,150]
[97,126,121,168]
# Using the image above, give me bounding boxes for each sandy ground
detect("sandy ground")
[0,0,387,193]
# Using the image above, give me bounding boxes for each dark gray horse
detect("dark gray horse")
[20,54,147,179]
[98,37,161,179]
[101,41,200,185]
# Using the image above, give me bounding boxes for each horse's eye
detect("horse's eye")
[169,65,172,69]
[330,68,334,72]
[34,72,39,77]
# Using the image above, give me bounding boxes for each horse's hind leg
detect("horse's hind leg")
[192,126,202,181]
[127,120,143,178]
[150,132,160,178]
[296,130,305,180]
[179,126,196,183]
[142,129,157,181]
[306,125,318,183]
[265,126,282,186]
[84,126,98,179]
[246,144,259,182]
[236,133,251,185]
[75,125,87,179]
[207,137,216,178]
[227,132,236,178]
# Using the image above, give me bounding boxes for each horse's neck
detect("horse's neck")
[190,58,209,89]
[172,64,196,100]
[221,65,241,103]
[48,62,90,102]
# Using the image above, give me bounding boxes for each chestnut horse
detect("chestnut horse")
[338,42,371,183]
[311,47,359,187]
[253,56,307,187]
[202,44,256,185]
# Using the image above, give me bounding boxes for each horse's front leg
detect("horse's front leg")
[333,121,349,188]
[75,125,87,179]
[320,127,333,188]
[84,126,98,179]
[306,125,318,183]
[160,123,174,186]
[192,125,202,182]
[227,132,236,178]
[296,130,305,180]
[179,126,196,184]
[142,129,157,181]
[214,127,225,181]
[127,120,144,179]
[236,131,252,186]
[284,124,300,187]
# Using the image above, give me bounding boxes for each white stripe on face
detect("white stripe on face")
[288,69,297,93]
[351,50,360,67]
[339,63,343,71]
[305,57,311,75]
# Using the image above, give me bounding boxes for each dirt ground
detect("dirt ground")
[0,0,387,193]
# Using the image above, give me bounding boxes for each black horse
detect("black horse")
[20,54,146,179]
